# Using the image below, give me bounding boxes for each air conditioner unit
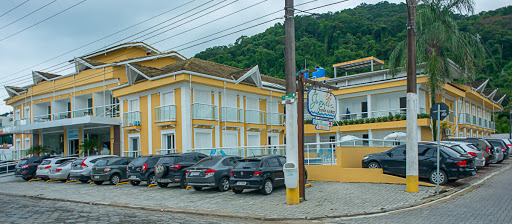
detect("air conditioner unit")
[444,129,452,136]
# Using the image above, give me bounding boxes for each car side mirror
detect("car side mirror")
[387,152,393,157]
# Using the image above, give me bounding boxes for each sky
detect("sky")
[0,0,510,114]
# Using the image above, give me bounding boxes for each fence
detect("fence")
[0,161,18,175]
[12,149,28,161]
[220,107,243,123]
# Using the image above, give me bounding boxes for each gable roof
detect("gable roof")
[32,71,61,85]
[80,42,160,59]
[5,86,26,98]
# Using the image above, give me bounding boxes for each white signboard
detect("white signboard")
[307,89,337,119]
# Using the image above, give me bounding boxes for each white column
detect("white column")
[147,94,152,155]
[214,91,220,148]
[119,101,125,154]
[367,94,372,118]
[181,85,192,153]
[316,133,320,151]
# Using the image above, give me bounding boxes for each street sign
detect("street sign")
[312,118,333,127]
[281,93,296,104]
[315,124,330,131]
[430,103,449,121]
[307,89,337,119]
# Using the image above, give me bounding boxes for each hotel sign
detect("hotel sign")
[307,89,337,119]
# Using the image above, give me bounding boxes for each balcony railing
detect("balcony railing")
[33,114,51,123]
[370,108,407,118]
[472,115,477,126]
[155,105,176,122]
[339,112,369,120]
[245,110,265,124]
[192,103,218,120]
[73,107,93,118]
[267,113,284,126]
[12,149,28,160]
[156,149,178,155]
[478,118,482,127]
[490,122,495,130]
[95,103,120,118]
[123,111,141,127]
[53,111,71,120]
[458,113,471,125]
[448,111,455,123]
[13,118,29,126]
[123,151,141,157]
[220,107,243,123]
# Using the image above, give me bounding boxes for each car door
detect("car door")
[268,157,284,186]
[119,158,131,179]
[381,146,406,175]
[418,145,435,177]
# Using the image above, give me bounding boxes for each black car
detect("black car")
[229,155,286,195]
[362,143,476,185]
[154,152,208,188]
[186,155,241,192]
[91,157,133,185]
[127,156,164,186]
[486,139,509,162]
[443,137,497,164]
[15,156,53,181]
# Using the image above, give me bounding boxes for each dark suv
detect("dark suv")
[15,156,53,181]
[154,152,208,188]
[229,155,286,195]
[443,138,497,165]
[127,156,164,186]
[91,157,133,185]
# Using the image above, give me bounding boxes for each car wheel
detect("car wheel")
[147,174,157,185]
[109,174,121,185]
[79,179,89,183]
[94,181,103,185]
[261,179,273,195]
[367,161,381,169]
[193,186,202,191]
[429,170,448,185]
[218,177,230,192]
[157,182,168,188]
[129,180,140,186]
[233,188,243,194]
[179,175,187,189]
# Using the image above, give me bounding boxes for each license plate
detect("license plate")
[190,171,200,176]
[236,181,246,186]
[93,176,99,179]
[158,179,171,183]
[130,176,136,179]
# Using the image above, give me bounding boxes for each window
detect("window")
[162,131,175,149]
[267,101,278,113]
[391,146,406,156]
[15,110,20,120]
[128,134,140,152]
[129,99,139,112]
[161,91,174,106]
[16,139,21,150]
[194,129,212,149]
[24,138,30,150]
[194,90,211,104]
[268,158,280,167]
[278,157,286,166]
[24,106,30,118]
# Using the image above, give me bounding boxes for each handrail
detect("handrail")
[53,111,72,120]
[73,107,93,118]
[155,149,177,155]
[95,103,120,118]
[192,103,218,120]
[123,111,141,127]
[0,161,18,174]
[155,105,176,122]
[122,151,141,157]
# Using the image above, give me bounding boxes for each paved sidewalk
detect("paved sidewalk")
[0,180,435,220]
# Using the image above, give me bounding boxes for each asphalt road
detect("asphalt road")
[326,165,512,224]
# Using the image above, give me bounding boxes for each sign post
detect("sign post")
[430,102,448,194]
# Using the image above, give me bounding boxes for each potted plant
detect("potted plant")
[388,114,394,121]
[370,118,376,123]
[382,116,388,122]
[365,118,370,123]
[401,114,406,120]
[395,114,402,121]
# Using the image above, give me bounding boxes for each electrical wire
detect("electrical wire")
[0,0,57,31]
[0,0,31,18]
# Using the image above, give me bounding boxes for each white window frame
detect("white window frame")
[161,91,175,106]
[24,137,31,150]
[267,133,280,145]
[128,133,141,153]
[222,130,239,148]
[15,109,20,120]
[15,139,21,150]
[24,106,30,119]
[128,99,140,112]
[161,129,176,150]
[194,128,213,149]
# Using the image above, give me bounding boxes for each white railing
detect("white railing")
[14,118,29,126]
[339,112,369,120]
[53,111,71,120]
[155,149,177,155]
[266,113,284,126]
[370,108,406,118]
[34,114,51,123]
[155,105,176,122]
[192,145,286,158]
[73,107,93,118]
[0,161,18,174]
[192,103,218,120]
[12,149,28,160]
[95,103,120,118]
[305,142,337,165]
[339,139,405,147]
[220,107,243,123]
[123,111,141,127]
[458,113,471,125]
[245,110,265,124]
[123,151,141,157]
[419,107,426,114]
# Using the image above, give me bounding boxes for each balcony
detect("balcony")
[73,107,93,118]
[33,114,51,123]
[245,110,265,124]
[122,151,141,157]
[14,118,29,126]
[458,113,471,125]
[220,107,243,123]
[155,105,176,122]
[123,111,141,127]
[95,103,120,118]
[448,111,455,123]
[370,108,407,118]
[53,111,71,120]
[266,113,284,126]
[192,103,218,120]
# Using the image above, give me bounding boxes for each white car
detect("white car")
[35,157,77,180]
[69,155,117,183]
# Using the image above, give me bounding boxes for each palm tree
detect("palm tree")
[80,138,101,156]
[27,145,50,157]
[389,0,485,140]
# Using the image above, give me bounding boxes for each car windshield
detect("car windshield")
[441,147,460,158]
[157,157,177,164]
[488,140,505,148]
[194,157,221,167]
[130,157,148,166]
[234,160,260,169]
[448,145,466,154]
[467,144,479,151]
[18,159,28,165]
[41,160,51,165]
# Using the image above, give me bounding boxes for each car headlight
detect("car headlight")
[363,156,369,160]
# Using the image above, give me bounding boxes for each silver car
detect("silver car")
[35,157,76,180]
[442,141,485,168]
[69,155,117,183]
[48,159,76,181]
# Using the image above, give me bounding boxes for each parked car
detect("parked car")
[443,137,498,164]
[501,138,512,155]
[15,156,54,181]
[155,152,208,188]
[362,143,477,185]
[48,159,76,182]
[186,155,241,192]
[441,141,486,168]
[230,155,286,195]
[486,139,509,162]
[127,155,164,186]
[35,157,76,180]
[91,157,133,185]
[70,155,117,183]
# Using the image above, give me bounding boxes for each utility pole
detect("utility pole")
[406,0,419,193]
[284,0,299,205]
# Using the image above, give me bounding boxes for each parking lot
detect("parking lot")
[0,179,435,220]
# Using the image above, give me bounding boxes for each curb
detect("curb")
[1,162,510,222]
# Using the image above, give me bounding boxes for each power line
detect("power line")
[0,0,88,42]
[0,0,57,31]
[0,0,31,18]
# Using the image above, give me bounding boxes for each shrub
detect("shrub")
[395,114,402,120]
[370,118,376,123]
[377,117,382,122]
[382,116,388,122]
[358,118,365,124]
[365,118,370,123]
[343,120,349,125]
[388,114,394,121]
[349,120,354,125]
[401,114,406,120]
